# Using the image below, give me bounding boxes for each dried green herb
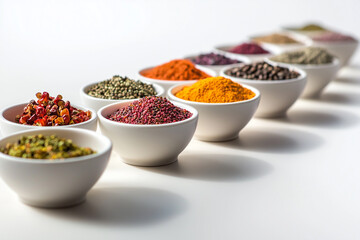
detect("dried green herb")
[270,47,334,65]
[0,134,96,159]
[87,75,157,100]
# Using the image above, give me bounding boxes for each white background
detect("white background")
[0,1,360,239]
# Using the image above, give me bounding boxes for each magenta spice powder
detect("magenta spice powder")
[230,43,269,54]
[107,96,192,124]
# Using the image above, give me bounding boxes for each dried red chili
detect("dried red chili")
[15,92,91,126]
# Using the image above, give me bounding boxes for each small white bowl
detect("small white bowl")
[311,39,359,67]
[168,83,260,142]
[266,58,340,98]
[221,64,307,118]
[80,81,165,112]
[0,128,112,208]
[0,103,97,137]
[98,100,198,167]
[184,53,250,75]
[214,44,274,63]
[137,65,216,93]
[250,32,312,54]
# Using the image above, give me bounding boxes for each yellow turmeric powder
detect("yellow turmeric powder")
[175,77,255,103]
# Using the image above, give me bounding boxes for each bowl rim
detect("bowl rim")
[0,102,97,129]
[98,98,199,128]
[183,53,248,66]
[0,128,112,164]
[220,62,307,84]
[81,79,165,102]
[137,64,216,83]
[265,57,340,70]
[167,82,261,106]
[214,43,274,56]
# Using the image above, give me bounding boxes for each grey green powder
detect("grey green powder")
[87,75,157,100]
[270,47,334,65]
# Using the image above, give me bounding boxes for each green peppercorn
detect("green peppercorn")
[0,134,96,160]
[87,75,157,100]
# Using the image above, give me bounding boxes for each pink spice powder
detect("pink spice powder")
[230,43,269,55]
[313,32,356,42]
[107,96,192,125]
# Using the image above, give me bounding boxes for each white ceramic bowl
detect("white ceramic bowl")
[0,128,112,208]
[0,103,97,137]
[98,100,198,166]
[137,65,216,93]
[311,39,359,67]
[266,58,340,98]
[214,44,274,63]
[220,64,307,118]
[168,83,260,142]
[250,32,312,54]
[80,81,165,112]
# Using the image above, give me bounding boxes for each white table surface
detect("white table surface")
[1,1,360,239]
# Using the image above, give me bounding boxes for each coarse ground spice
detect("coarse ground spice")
[230,43,269,54]
[86,75,157,100]
[190,53,239,65]
[0,134,96,159]
[175,77,255,103]
[16,92,91,126]
[312,32,356,42]
[252,33,300,44]
[225,61,300,80]
[142,59,211,80]
[297,24,327,31]
[107,96,192,124]
[270,47,334,65]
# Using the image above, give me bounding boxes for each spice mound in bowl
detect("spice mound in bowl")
[0,128,112,208]
[268,47,340,98]
[186,53,242,75]
[81,75,164,111]
[252,33,300,44]
[190,53,240,65]
[87,75,157,100]
[17,92,91,126]
[98,96,198,166]
[221,61,306,118]
[107,96,193,125]
[214,42,272,63]
[137,59,216,92]
[311,32,359,66]
[0,92,97,136]
[1,134,96,159]
[168,77,260,141]
[230,43,270,55]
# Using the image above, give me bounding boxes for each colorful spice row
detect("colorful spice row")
[270,47,334,65]
[16,92,91,126]
[225,62,300,80]
[87,75,157,100]
[107,96,192,124]
[175,77,255,103]
[141,59,210,80]
[0,134,95,159]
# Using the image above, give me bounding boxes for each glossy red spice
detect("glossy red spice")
[107,96,192,124]
[16,92,91,126]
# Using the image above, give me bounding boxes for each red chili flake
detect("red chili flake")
[15,92,91,126]
[107,96,192,125]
